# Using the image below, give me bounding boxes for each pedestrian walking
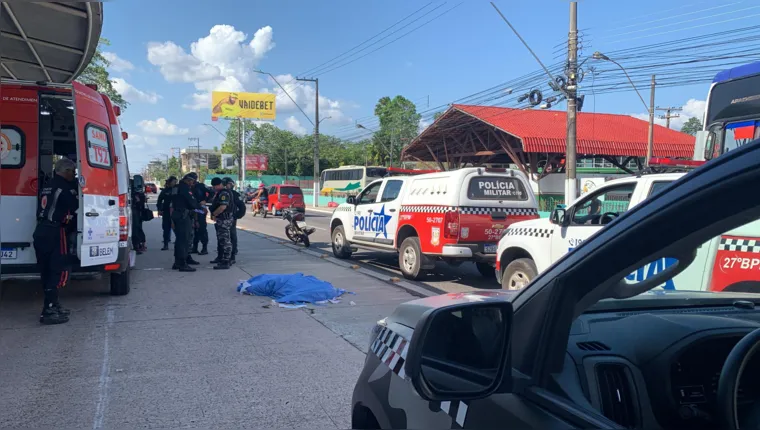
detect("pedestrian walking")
[33,158,78,325]
[171,173,201,271]
[225,177,242,263]
[157,176,177,250]
[210,177,234,270]
[131,178,147,254]
[191,176,211,255]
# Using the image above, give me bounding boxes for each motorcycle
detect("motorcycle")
[282,204,315,247]
[252,197,268,218]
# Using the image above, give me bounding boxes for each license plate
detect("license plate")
[484,244,498,254]
[296,221,308,229]
[1,248,17,259]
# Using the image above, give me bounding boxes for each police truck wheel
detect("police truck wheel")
[501,258,537,291]
[399,237,424,280]
[109,267,131,296]
[331,225,352,259]
[476,262,496,278]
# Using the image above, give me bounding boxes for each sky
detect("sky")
[100,0,756,170]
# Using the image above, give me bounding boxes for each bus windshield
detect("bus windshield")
[706,70,760,157]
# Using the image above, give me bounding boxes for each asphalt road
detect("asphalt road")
[235,205,499,294]
[0,216,426,429]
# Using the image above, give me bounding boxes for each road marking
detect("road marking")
[93,308,114,429]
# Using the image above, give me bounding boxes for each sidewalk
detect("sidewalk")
[0,217,428,428]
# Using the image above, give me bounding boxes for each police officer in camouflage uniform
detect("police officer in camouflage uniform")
[224,177,241,264]
[209,177,234,270]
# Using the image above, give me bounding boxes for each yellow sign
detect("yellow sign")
[211,91,276,120]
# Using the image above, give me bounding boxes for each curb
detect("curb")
[234,226,442,298]
[306,207,336,215]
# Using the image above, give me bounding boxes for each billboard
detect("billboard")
[211,91,276,120]
[245,154,269,171]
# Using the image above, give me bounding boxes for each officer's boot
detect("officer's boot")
[53,302,71,317]
[210,254,221,264]
[229,255,236,265]
[178,265,196,272]
[186,255,200,265]
[161,242,169,251]
[40,303,69,325]
[213,260,230,270]
[199,244,209,255]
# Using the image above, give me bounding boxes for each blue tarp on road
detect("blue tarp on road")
[237,273,349,305]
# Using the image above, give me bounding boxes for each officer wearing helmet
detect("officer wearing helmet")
[170,173,201,271]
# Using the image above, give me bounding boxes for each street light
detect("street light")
[319,116,332,125]
[203,123,226,138]
[593,51,656,167]
[357,123,396,167]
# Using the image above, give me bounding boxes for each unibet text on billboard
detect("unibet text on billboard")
[211,91,276,120]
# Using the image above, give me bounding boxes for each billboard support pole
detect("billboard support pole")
[239,118,245,186]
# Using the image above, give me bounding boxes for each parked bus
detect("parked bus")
[319,165,387,196]
[699,60,760,160]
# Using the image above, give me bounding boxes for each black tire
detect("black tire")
[501,258,537,290]
[399,237,424,280]
[285,225,297,243]
[109,267,131,296]
[331,225,352,259]
[262,208,268,218]
[303,235,310,248]
[476,262,496,278]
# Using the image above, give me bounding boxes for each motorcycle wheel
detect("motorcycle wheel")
[285,226,297,243]
[302,235,310,248]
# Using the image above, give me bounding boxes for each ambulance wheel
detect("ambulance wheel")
[476,262,496,278]
[399,237,424,280]
[110,267,131,296]
[501,258,537,291]
[331,225,352,259]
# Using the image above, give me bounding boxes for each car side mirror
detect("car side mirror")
[347,196,356,205]
[405,302,513,402]
[550,207,566,225]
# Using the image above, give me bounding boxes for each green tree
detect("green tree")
[373,96,421,166]
[433,111,444,120]
[681,117,703,135]
[167,157,181,179]
[76,38,128,109]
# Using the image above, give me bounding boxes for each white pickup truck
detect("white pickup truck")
[496,172,760,293]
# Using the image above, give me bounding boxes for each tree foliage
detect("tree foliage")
[680,117,703,135]
[372,96,421,166]
[76,38,128,110]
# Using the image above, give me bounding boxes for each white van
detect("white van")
[329,167,539,279]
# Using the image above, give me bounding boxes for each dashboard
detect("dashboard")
[558,299,760,430]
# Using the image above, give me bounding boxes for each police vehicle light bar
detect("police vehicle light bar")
[649,157,705,168]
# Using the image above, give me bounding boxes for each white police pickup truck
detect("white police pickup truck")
[496,172,760,293]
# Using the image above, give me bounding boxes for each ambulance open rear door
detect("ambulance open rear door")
[72,82,120,267]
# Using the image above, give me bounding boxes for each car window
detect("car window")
[269,187,276,194]
[467,176,528,201]
[380,180,403,202]
[356,181,382,205]
[280,186,303,196]
[648,181,673,197]
[571,183,636,226]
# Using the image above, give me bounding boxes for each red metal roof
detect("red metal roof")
[453,104,695,158]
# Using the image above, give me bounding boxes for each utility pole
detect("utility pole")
[565,1,578,204]
[656,106,682,129]
[238,118,245,186]
[297,77,319,207]
[646,75,656,166]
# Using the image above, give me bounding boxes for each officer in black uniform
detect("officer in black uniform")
[33,158,78,325]
[171,173,201,271]
[191,176,211,255]
[156,176,177,250]
[225,177,241,263]
[209,177,234,270]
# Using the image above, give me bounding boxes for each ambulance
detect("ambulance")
[0,81,134,295]
[495,167,760,293]
[329,167,539,280]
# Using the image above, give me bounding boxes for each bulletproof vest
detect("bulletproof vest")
[212,190,235,218]
[37,175,77,225]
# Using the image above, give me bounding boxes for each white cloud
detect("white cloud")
[102,52,134,72]
[124,133,158,150]
[285,116,307,135]
[419,118,432,133]
[147,25,275,110]
[136,118,189,136]
[111,78,160,104]
[629,98,706,131]
[266,73,347,123]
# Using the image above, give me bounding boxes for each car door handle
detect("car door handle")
[85,211,100,217]
[367,209,373,213]
[389,209,396,212]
